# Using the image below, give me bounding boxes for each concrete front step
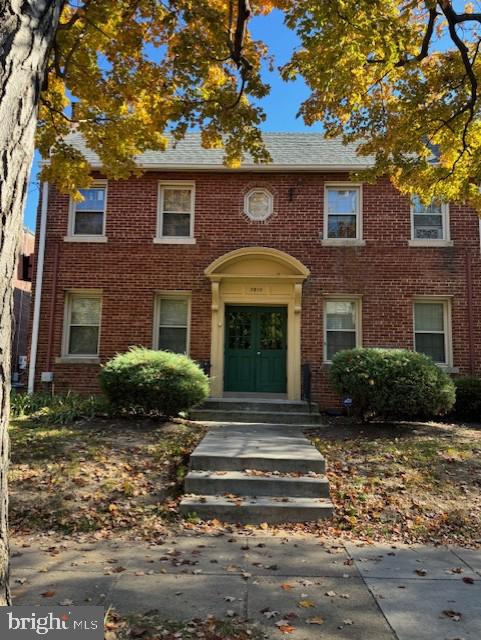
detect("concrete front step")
[190,409,321,425]
[185,469,330,498]
[179,494,334,524]
[199,399,320,414]
[190,426,326,474]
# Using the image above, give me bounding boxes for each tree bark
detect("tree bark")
[0,0,63,604]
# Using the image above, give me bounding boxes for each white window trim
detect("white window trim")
[413,296,453,368]
[155,181,196,244]
[60,289,102,361]
[409,199,452,246]
[322,183,363,246]
[244,187,274,221]
[323,294,362,363]
[66,180,108,242]
[153,291,192,354]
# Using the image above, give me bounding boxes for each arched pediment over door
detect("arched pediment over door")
[205,247,310,400]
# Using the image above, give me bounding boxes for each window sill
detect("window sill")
[437,364,459,374]
[64,236,108,243]
[321,239,366,247]
[153,237,196,245]
[408,239,453,247]
[55,356,100,364]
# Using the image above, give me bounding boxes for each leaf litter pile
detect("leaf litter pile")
[9,417,207,540]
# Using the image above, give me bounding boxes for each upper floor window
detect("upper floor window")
[244,188,273,221]
[324,297,361,362]
[154,294,190,353]
[156,182,195,244]
[63,292,101,357]
[68,184,107,239]
[413,299,451,365]
[410,196,450,244]
[324,185,362,243]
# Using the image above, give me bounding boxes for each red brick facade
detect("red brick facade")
[31,171,481,408]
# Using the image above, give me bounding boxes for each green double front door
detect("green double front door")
[224,306,287,394]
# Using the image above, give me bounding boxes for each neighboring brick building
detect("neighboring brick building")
[28,133,481,408]
[12,227,34,386]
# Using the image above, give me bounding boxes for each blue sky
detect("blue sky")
[23,9,317,231]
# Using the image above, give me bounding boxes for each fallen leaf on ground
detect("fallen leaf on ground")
[281,583,294,591]
[41,591,55,598]
[442,610,462,621]
[307,617,325,625]
[297,600,315,608]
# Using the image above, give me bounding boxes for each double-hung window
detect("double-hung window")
[413,299,451,365]
[324,298,361,361]
[324,185,362,242]
[63,292,101,357]
[155,295,190,353]
[68,184,107,240]
[410,196,450,244]
[156,182,195,243]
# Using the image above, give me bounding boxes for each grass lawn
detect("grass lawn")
[308,417,481,546]
[106,611,263,640]
[8,414,481,546]
[9,416,206,540]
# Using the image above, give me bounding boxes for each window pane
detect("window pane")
[159,299,187,326]
[326,301,356,330]
[162,212,191,237]
[414,303,444,332]
[158,327,187,353]
[163,188,191,212]
[74,211,104,235]
[75,188,105,212]
[412,196,442,214]
[71,297,100,325]
[328,215,356,238]
[413,214,443,240]
[326,331,356,360]
[415,333,446,363]
[68,326,99,355]
[327,189,358,214]
[247,191,271,219]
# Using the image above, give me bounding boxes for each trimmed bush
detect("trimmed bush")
[99,347,209,418]
[329,348,455,421]
[452,376,481,422]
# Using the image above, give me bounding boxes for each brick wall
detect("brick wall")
[32,171,481,408]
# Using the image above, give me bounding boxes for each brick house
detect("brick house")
[12,227,34,386]
[28,133,481,409]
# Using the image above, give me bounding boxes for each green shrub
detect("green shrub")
[329,348,456,421]
[452,376,481,422]
[99,347,209,418]
[10,391,109,425]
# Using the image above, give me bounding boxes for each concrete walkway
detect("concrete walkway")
[10,534,481,639]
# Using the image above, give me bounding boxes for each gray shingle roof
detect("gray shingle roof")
[65,131,374,170]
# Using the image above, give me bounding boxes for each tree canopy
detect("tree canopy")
[40,0,481,208]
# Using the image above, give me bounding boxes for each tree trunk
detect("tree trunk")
[0,0,63,604]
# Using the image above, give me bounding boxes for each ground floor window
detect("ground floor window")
[63,292,101,356]
[324,297,361,362]
[414,298,451,365]
[154,294,190,353]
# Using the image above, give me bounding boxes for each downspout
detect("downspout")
[465,253,475,375]
[27,181,49,394]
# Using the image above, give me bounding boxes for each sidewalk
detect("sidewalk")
[10,534,481,639]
